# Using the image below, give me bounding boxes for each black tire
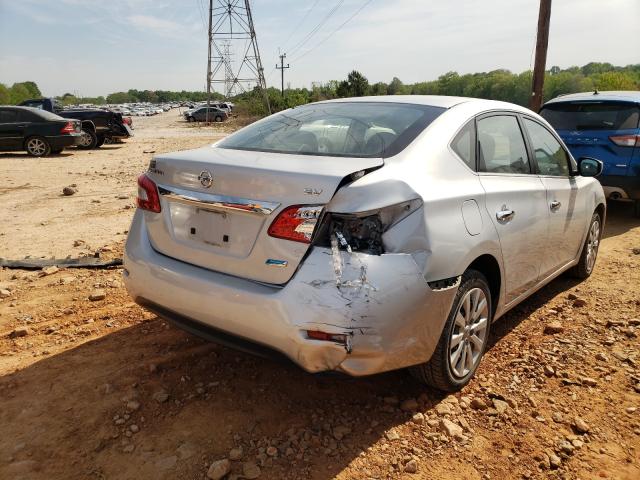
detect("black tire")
[96,135,105,147]
[410,269,492,392]
[570,212,602,279]
[187,116,195,123]
[77,129,97,149]
[214,116,223,122]
[634,200,640,219]
[51,148,64,154]
[103,137,114,145]
[24,136,51,157]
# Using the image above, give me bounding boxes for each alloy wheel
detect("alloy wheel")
[449,287,489,378]
[585,219,600,273]
[79,131,93,147]
[27,138,47,156]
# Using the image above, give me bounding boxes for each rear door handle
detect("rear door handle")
[550,200,561,211]
[496,207,515,223]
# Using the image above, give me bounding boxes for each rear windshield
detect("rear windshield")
[540,101,640,131]
[218,102,445,158]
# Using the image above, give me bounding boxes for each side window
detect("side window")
[0,110,18,123]
[17,111,40,123]
[451,121,476,170]
[477,115,530,174]
[523,118,570,176]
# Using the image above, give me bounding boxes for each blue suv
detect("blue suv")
[540,91,640,217]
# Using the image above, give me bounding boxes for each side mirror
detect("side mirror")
[578,157,603,177]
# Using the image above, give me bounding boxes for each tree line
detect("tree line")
[236,62,639,115]
[1,62,638,114]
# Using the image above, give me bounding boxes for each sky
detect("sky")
[0,0,638,98]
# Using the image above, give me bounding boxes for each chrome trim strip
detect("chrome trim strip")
[157,184,280,216]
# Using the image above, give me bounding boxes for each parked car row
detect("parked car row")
[19,98,133,150]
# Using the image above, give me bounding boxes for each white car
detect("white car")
[124,96,605,391]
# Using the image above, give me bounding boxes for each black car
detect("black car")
[19,98,133,149]
[0,106,82,156]
[185,106,228,123]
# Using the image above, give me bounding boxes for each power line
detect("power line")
[280,0,321,52]
[291,0,374,63]
[287,0,345,57]
[196,0,207,31]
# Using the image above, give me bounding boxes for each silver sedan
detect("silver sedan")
[124,96,605,391]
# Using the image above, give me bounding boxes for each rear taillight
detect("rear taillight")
[610,134,640,147]
[60,121,75,134]
[267,205,323,243]
[136,173,161,213]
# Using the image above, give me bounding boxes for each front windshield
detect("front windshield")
[218,102,445,158]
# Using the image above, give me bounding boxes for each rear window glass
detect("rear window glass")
[0,110,18,122]
[218,102,445,158]
[540,102,640,131]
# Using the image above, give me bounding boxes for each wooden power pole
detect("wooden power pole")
[276,53,290,97]
[530,0,552,111]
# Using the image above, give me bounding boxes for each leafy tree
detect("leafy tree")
[336,70,369,98]
[0,83,10,104]
[387,77,406,95]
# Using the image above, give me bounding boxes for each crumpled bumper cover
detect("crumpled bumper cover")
[123,211,458,376]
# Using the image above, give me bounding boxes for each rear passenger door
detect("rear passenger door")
[0,109,25,149]
[522,117,586,275]
[476,113,548,304]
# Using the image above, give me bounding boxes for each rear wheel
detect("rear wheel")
[78,129,97,149]
[410,269,491,391]
[25,136,51,157]
[571,212,601,279]
[187,116,195,123]
[214,115,223,122]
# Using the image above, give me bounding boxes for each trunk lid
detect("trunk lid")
[144,146,383,284]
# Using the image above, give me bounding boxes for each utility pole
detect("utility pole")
[530,0,552,112]
[276,53,290,97]
[205,0,213,123]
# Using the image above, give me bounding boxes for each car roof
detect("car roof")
[0,105,44,112]
[308,95,535,114]
[543,90,640,105]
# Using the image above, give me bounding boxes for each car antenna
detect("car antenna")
[593,89,599,95]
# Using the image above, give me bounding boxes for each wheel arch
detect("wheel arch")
[466,254,501,319]
[81,120,96,132]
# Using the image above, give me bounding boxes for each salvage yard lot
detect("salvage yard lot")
[0,112,639,480]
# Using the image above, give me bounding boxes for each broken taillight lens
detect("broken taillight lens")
[314,198,423,255]
[136,173,161,213]
[268,205,323,243]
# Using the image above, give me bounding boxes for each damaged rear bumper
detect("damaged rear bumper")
[123,211,458,376]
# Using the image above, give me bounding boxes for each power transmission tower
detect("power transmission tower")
[530,0,552,111]
[276,53,290,97]
[205,0,271,116]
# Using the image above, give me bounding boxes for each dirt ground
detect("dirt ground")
[0,111,638,480]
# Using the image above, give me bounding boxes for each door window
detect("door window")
[523,118,570,176]
[477,115,530,174]
[17,111,40,122]
[451,121,476,170]
[0,110,18,123]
